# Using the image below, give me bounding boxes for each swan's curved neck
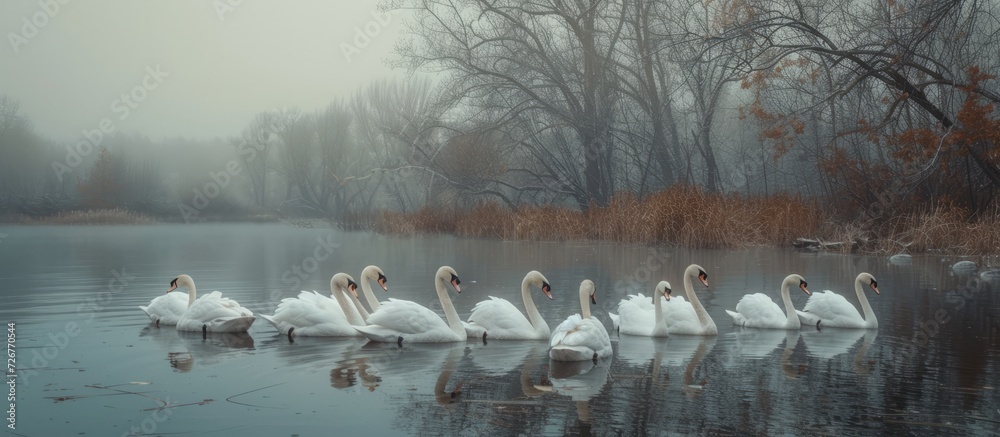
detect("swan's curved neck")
[652,290,664,328]
[348,292,370,322]
[579,289,592,319]
[185,281,197,308]
[332,283,365,326]
[683,270,715,332]
[361,275,381,312]
[780,280,800,329]
[855,276,877,328]
[437,276,464,337]
[522,277,547,333]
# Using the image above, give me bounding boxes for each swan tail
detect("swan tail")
[211,316,256,333]
[259,314,284,333]
[354,325,401,343]
[609,312,620,331]
[549,345,596,362]
[463,321,486,339]
[795,310,821,327]
[725,310,744,326]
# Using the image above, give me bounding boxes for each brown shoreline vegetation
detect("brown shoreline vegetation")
[6,208,155,225]
[374,186,1000,256]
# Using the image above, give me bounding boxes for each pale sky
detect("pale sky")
[0,1,405,142]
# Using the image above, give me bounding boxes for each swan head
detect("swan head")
[580,279,597,305]
[167,274,194,293]
[437,266,462,293]
[785,274,810,296]
[333,273,359,298]
[859,272,879,295]
[526,270,553,300]
[656,281,672,301]
[364,265,389,291]
[688,264,709,287]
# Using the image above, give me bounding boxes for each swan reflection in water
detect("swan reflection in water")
[615,335,716,396]
[330,342,467,402]
[140,326,254,372]
[725,329,805,378]
[549,357,612,429]
[800,328,878,375]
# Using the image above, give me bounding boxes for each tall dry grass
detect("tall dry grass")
[372,186,1000,254]
[24,208,156,225]
[376,186,824,249]
[876,206,1000,255]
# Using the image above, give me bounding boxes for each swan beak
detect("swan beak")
[699,272,709,287]
[799,281,811,296]
[167,278,179,293]
[348,281,359,298]
[542,283,553,300]
[378,275,388,292]
[664,289,671,301]
[451,279,462,293]
[590,294,597,305]
[870,281,880,295]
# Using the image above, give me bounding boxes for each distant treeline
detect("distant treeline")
[1,1,999,253]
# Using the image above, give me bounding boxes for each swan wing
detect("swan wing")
[616,295,655,336]
[365,298,450,335]
[801,290,865,327]
[732,293,785,328]
[177,292,254,332]
[262,291,359,336]
[142,292,189,325]
[467,296,535,338]
[550,316,612,359]
[662,296,699,333]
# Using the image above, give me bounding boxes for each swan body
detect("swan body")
[140,292,189,326]
[549,280,613,361]
[355,266,465,343]
[796,273,879,329]
[662,264,717,335]
[464,270,553,340]
[170,275,256,333]
[726,274,810,329]
[615,281,671,337]
[259,273,365,336]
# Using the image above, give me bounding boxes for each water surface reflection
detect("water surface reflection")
[1,224,998,435]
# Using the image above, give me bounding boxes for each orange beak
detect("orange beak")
[542,283,553,300]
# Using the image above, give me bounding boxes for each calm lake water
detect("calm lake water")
[1,223,999,436]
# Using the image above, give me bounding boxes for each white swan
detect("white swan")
[795,272,879,329]
[169,274,256,333]
[549,280,613,361]
[662,264,717,335]
[359,265,389,313]
[463,270,553,340]
[614,281,671,337]
[354,266,465,343]
[726,274,810,329]
[140,289,188,327]
[259,273,366,337]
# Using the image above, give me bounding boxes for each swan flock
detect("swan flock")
[142,265,881,361]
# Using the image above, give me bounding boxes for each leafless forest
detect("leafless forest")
[2,0,999,250]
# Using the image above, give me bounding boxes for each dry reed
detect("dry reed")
[27,208,155,225]
[372,186,1000,254]
[376,186,824,249]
